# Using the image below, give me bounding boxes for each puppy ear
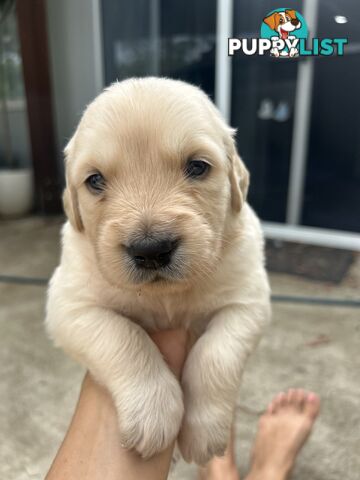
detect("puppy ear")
[263,12,278,30]
[285,9,297,19]
[63,137,84,232]
[230,153,250,212]
[226,134,250,213]
[63,185,83,232]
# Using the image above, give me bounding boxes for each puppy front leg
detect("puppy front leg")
[178,302,270,465]
[46,305,184,458]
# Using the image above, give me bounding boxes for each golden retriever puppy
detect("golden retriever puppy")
[46,77,271,465]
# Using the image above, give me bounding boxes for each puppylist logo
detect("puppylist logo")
[229,8,348,58]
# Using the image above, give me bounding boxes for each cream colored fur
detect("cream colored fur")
[46,77,271,465]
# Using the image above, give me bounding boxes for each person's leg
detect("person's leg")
[198,389,320,480]
[245,389,320,480]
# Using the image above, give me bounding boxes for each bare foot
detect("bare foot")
[246,389,320,480]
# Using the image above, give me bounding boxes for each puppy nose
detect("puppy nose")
[291,18,299,25]
[126,238,179,269]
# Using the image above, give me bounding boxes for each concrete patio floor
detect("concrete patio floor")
[0,216,359,480]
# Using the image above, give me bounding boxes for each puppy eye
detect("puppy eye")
[185,160,211,179]
[279,18,284,24]
[86,173,106,193]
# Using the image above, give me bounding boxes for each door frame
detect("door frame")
[16,0,61,213]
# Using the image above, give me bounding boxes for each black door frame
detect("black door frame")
[16,0,61,214]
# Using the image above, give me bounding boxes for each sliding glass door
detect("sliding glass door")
[302,0,360,232]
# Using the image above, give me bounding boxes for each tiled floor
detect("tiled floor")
[1,217,359,480]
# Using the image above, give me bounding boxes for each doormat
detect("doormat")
[265,240,355,284]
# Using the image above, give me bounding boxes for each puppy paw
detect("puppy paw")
[178,409,230,465]
[115,372,184,458]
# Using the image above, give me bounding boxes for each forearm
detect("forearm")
[46,373,174,480]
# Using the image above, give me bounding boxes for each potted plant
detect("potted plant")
[0,0,33,217]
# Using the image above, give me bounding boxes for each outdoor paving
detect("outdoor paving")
[0,216,359,480]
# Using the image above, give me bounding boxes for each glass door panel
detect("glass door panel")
[231,1,302,223]
[302,0,360,232]
[101,0,216,97]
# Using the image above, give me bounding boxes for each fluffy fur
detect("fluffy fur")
[46,77,271,465]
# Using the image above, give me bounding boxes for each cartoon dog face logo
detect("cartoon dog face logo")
[263,9,302,57]
[263,10,301,40]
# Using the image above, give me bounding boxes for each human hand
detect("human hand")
[149,328,189,379]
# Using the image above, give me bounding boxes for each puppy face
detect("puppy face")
[64,78,249,292]
[264,10,301,39]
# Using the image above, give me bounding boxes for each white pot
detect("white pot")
[0,168,34,217]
